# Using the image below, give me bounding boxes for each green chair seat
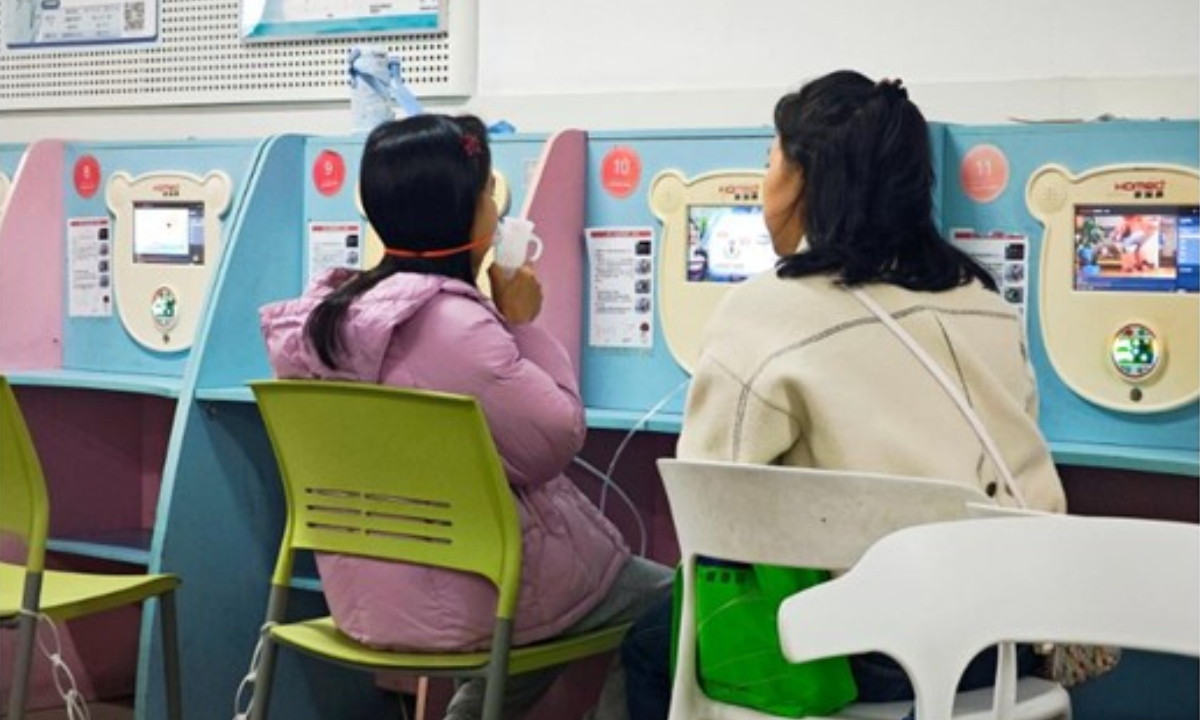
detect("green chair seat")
[0,562,179,622]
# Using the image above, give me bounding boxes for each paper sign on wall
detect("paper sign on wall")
[68,217,114,317]
[950,229,1028,321]
[308,221,363,285]
[586,227,655,350]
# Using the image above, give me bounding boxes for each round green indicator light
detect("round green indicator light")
[1109,323,1160,380]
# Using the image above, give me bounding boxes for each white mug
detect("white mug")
[492,217,544,274]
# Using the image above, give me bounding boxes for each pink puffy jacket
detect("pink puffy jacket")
[260,269,630,651]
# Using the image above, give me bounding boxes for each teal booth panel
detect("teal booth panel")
[58,139,263,381]
[582,128,773,429]
[939,121,1199,463]
[192,134,308,394]
[0,137,270,719]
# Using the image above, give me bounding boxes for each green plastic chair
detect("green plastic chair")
[247,379,632,720]
[0,376,182,720]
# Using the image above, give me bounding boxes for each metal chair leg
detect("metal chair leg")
[248,589,289,720]
[5,612,38,720]
[7,575,45,720]
[479,620,514,720]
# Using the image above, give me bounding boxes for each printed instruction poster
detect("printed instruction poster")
[950,229,1028,321]
[307,221,363,286]
[7,0,158,48]
[586,227,655,350]
[68,217,114,317]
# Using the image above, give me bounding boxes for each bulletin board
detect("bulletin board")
[0,0,476,111]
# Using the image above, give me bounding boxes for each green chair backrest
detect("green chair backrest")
[250,380,523,618]
[0,376,49,572]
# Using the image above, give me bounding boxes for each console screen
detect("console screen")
[133,201,206,265]
[1074,204,1199,293]
[686,205,776,282]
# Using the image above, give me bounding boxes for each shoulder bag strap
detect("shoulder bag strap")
[849,287,1029,509]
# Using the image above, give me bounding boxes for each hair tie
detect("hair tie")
[876,78,908,101]
[461,133,483,157]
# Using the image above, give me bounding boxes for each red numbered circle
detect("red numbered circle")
[312,150,347,197]
[960,144,1010,204]
[73,155,101,198]
[601,146,642,199]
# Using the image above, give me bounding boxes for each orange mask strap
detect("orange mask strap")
[383,233,490,259]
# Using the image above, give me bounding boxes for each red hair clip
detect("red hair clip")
[462,133,482,157]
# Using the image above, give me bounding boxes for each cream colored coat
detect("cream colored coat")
[678,272,1067,513]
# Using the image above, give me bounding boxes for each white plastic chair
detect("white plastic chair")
[779,514,1200,720]
[658,458,1069,720]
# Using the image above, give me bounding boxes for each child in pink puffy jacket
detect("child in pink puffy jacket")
[260,114,671,720]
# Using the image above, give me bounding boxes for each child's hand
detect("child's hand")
[489,263,543,325]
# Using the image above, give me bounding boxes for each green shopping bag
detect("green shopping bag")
[671,559,858,717]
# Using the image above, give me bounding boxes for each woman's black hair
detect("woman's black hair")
[306,113,493,369]
[773,70,997,292]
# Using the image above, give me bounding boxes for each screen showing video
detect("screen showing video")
[686,205,776,283]
[1074,204,1199,293]
[133,201,206,265]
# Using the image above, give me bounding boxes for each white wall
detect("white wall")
[2,0,1197,142]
